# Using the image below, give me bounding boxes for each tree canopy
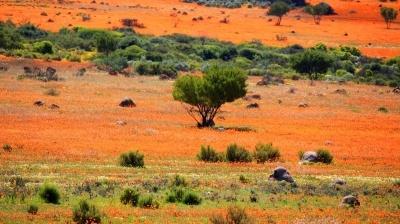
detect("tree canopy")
[380,7,398,29]
[304,2,329,25]
[291,49,332,84]
[173,65,247,127]
[266,1,292,26]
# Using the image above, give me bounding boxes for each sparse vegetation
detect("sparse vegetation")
[72,199,102,224]
[253,142,281,163]
[118,150,145,167]
[197,145,225,162]
[316,149,333,164]
[226,143,252,163]
[120,188,140,206]
[27,204,38,215]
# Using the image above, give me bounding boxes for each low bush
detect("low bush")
[253,142,281,163]
[119,150,144,167]
[27,204,38,215]
[378,106,389,113]
[72,199,102,224]
[44,88,59,96]
[170,174,187,187]
[182,190,202,205]
[165,187,185,203]
[120,188,140,206]
[226,143,252,163]
[138,194,160,209]
[210,205,252,224]
[38,183,61,204]
[316,149,333,164]
[197,145,225,162]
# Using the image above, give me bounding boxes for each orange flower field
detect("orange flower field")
[0,0,400,223]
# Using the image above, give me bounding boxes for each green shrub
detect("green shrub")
[182,190,202,205]
[316,149,333,164]
[38,183,61,204]
[120,188,140,206]
[197,145,224,162]
[72,199,102,224]
[170,174,187,187]
[298,150,305,160]
[387,80,399,87]
[27,204,38,215]
[253,142,281,163]
[165,187,186,203]
[378,106,389,113]
[239,174,250,183]
[33,41,54,54]
[226,143,252,163]
[138,194,160,209]
[119,150,144,167]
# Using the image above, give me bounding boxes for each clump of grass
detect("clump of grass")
[165,187,185,203]
[377,106,389,113]
[210,205,253,224]
[72,199,102,224]
[38,183,61,204]
[120,188,140,206]
[239,174,250,183]
[226,143,252,163]
[253,142,281,163]
[170,174,187,187]
[119,150,144,167]
[44,88,59,96]
[138,194,160,209]
[3,144,12,152]
[182,190,202,205]
[197,145,225,162]
[316,148,333,164]
[27,204,38,215]
[298,150,305,160]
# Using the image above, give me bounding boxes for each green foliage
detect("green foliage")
[119,150,145,168]
[380,7,398,29]
[0,22,23,50]
[138,194,160,209]
[170,174,188,187]
[291,49,332,81]
[378,106,389,113]
[38,183,61,204]
[298,150,305,160]
[33,41,54,54]
[197,145,225,162]
[173,65,247,127]
[165,187,185,203]
[72,199,102,224]
[134,61,177,78]
[27,204,38,215]
[226,143,252,163]
[266,1,292,25]
[182,190,202,205]
[120,188,140,206]
[304,2,329,24]
[253,142,281,163]
[96,33,117,56]
[17,23,48,39]
[316,149,333,164]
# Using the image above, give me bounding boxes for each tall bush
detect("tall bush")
[226,143,252,163]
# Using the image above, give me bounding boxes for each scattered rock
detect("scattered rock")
[0,62,9,71]
[331,179,346,186]
[49,104,60,109]
[116,120,127,125]
[393,87,400,93]
[108,67,117,76]
[335,89,347,94]
[243,94,261,100]
[298,102,308,107]
[340,195,360,207]
[246,103,259,108]
[300,151,318,163]
[268,167,294,183]
[325,141,333,146]
[288,88,296,94]
[34,100,45,106]
[119,98,136,107]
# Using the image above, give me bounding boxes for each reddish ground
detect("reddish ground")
[0,0,399,58]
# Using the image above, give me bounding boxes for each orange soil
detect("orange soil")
[0,57,399,178]
[0,0,399,58]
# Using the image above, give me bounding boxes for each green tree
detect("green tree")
[304,2,329,25]
[266,1,292,26]
[0,22,23,50]
[96,33,117,56]
[380,7,398,29]
[173,65,247,127]
[291,49,332,84]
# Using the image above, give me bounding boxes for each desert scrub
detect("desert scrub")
[170,174,187,187]
[72,199,102,224]
[44,87,59,96]
[316,149,333,164]
[138,194,160,209]
[27,204,38,215]
[253,142,281,163]
[210,205,253,224]
[197,145,225,162]
[226,143,252,163]
[120,187,140,206]
[38,183,61,204]
[165,187,185,203]
[182,190,202,205]
[119,150,144,167]
[377,106,389,113]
